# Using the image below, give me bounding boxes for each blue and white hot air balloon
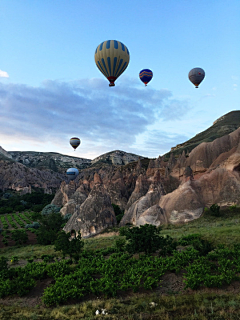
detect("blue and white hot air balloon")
[139,69,153,86]
[94,40,130,87]
[66,168,79,181]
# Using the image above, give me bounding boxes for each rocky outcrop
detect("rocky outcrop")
[91,150,144,166]
[9,151,91,173]
[63,173,117,238]
[120,171,165,226]
[0,159,65,194]
[125,174,150,211]
[0,146,12,159]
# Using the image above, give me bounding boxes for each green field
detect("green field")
[0,207,240,319]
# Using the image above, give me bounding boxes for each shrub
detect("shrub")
[36,211,65,245]
[63,213,72,221]
[41,254,54,262]
[32,204,45,213]
[210,204,220,217]
[14,205,25,212]
[178,233,202,246]
[159,235,178,256]
[114,238,126,252]
[41,204,60,216]
[178,233,214,256]
[112,203,124,224]
[10,256,19,264]
[120,224,165,255]
[32,221,40,229]
[54,230,84,261]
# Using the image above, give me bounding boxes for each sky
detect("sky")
[0,0,239,160]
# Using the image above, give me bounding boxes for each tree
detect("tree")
[112,203,124,224]
[36,211,65,245]
[119,224,166,255]
[54,230,84,262]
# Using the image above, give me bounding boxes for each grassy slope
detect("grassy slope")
[0,207,240,319]
[163,110,240,159]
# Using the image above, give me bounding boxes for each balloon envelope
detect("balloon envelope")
[139,69,153,86]
[70,137,81,150]
[94,40,130,86]
[188,68,205,88]
[66,168,79,180]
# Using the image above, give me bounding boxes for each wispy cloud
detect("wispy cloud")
[0,77,191,158]
[0,70,9,78]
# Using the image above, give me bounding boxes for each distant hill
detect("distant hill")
[8,151,92,174]
[163,110,240,159]
[7,150,146,173]
[90,150,145,167]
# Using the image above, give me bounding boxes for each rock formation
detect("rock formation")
[63,173,117,238]
[2,111,240,236]
[0,158,65,194]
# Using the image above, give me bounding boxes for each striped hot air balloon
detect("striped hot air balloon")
[139,69,153,86]
[188,68,205,88]
[70,137,81,151]
[94,40,130,87]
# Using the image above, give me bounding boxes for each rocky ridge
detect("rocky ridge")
[53,111,240,237]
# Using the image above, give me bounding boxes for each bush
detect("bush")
[54,230,84,261]
[63,213,72,221]
[10,256,19,264]
[114,238,126,252]
[112,204,124,224]
[178,233,214,256]
[14,205,25,212]
[36,211,65,245]
[120,224,165,255]
[41,254,54,262]
[32,204,45,213]
[210,204,220,217]
[41,204,61,215]
[32,221,40,229]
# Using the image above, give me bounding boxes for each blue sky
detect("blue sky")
[0,0,239,160]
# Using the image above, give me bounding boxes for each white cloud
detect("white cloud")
[0,78,192,158]
[0,70,9,78]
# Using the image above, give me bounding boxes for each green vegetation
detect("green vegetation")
[35,211,65,245]
[1,206,240,319]
[54,230,84,261]
[112,203,124,224]
[11,229,28,245]
[0,191,54,214]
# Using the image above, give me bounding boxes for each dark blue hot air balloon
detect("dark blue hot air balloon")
[139,69,153,86]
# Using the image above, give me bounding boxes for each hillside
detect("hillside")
[164,110,240,159]
[8,151,92,173]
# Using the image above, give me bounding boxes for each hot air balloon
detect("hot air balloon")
[188,68,205,88]
[139,69,153,86]
[94,40,130,87]
[66,168,79,181]
[70,137,81,151]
